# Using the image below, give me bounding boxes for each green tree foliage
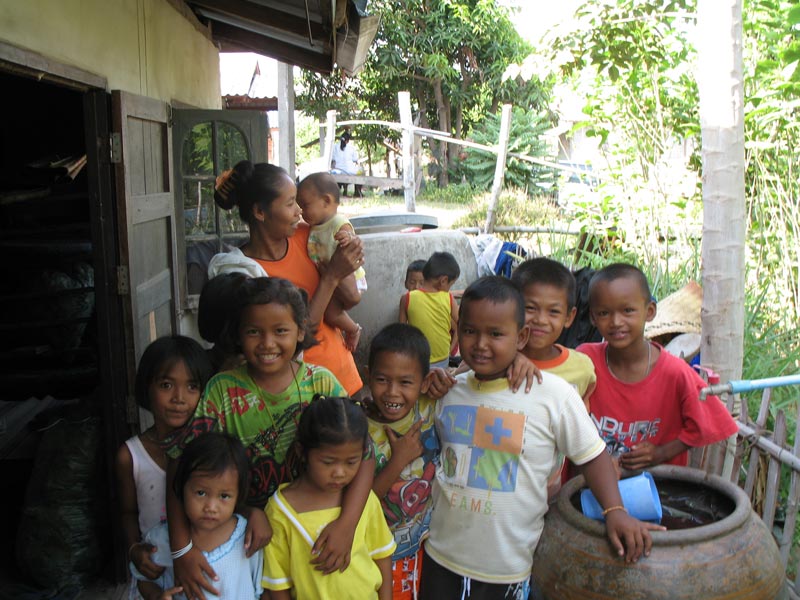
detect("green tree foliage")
[297,0,551,186]
[456,107,556,194]
[741,0,800,330]
[547,0,699,189]
[532,0,799,388]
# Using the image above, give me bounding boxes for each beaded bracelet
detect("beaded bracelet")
[171,540,193,560]
[602,505,627,517]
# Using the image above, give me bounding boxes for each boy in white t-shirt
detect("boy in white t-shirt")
[419,276,662,600]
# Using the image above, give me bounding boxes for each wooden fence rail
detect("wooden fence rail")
[706,387,800,598]
[319,92,590,232]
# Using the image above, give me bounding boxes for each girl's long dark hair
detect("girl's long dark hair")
[214,160,292,225]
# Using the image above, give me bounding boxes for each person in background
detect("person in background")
[297,172,366,352]
[332,131,363,198]
[399,252,460,371]
[198,273,248,373]
[404,260,426,292]
[577,263,738,470]
[262,396,395,599]
[116,336,213,596]
[420,277,661,600]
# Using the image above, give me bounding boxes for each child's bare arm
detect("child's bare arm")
[116,444,165,580]
[265,589,291,600]
[306,236,364,328]
[376,556,393,600]
[582,451,665,563]
[373,421,424,497]
[330,224,361,309]
[240,505,273,557]
[332,272,360,309]
[421,368,457,399]
[620,439,690,471]
[449,294,459,352]
[312,455,375,573]
[398,294,409,323]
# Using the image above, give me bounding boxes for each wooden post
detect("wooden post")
[484,104,512,234]
[398,91,416,212]
[324,110,337,172]
[277,61,296,179]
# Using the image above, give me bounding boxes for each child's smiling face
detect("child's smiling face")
[458,298,529,381]
[589,276,656,351]
[239,302,304,389]
[521,282,577,360]
[368,350,425,423]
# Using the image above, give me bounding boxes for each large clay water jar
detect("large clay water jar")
[533,465,787,599]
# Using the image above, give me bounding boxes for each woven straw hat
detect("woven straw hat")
[645,281,703,339]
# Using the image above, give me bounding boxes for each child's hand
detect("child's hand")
[619,442,662,471]
[604,510,665,563]
[173,547,219,600]
[311,517,355,574]
[506,352,542,393]
[421,368,456,399]
[130,542,166,580]
[243,507,273,557]
[386,421,424,467]
[327,236,364,281]
[334,228,355,248]
[157,586,184,600]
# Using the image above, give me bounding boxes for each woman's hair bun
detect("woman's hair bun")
[214,160,254,210]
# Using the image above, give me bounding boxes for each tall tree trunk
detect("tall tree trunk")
[433,77,450,187]
[697,0,745,408]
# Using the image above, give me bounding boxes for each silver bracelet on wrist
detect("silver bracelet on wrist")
[170,540,193,559]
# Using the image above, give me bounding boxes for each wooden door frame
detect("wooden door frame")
[112,90,180,390]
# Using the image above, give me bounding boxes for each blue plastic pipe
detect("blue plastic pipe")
[699,374,800,400]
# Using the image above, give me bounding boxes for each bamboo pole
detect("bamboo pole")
[744,388,773,497]
[398,91,415,212]
[780,404,800,567]
[324,110,337,172]
[762,409,786,528]
[485,104,512,234]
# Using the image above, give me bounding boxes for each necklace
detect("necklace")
[606,341,652,382]
[141,427,162,444]
[249,361,302,432]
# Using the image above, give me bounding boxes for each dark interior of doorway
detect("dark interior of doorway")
[0,70,120,595]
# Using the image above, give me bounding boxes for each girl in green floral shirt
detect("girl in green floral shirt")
[164,277,373,599]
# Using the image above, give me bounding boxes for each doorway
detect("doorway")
[0,69,128,590]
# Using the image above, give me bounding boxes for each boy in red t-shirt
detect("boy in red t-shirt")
[578,263,737,470]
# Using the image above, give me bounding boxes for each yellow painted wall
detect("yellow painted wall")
[0,0,221,108]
